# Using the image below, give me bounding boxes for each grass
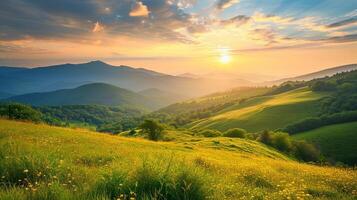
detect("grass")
[293,121,357,165]
[0,119,356,199]
[189,87,327,132]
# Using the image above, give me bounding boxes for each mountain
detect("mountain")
[138,88,188,107]
[4,83,161,110]
[0,61,251,97]
[267,63,357,85]
[0,91,13,99]
[0,66,27,74]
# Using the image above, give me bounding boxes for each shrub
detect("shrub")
[258,130,274,145]
[198,129,221,137]
[223,128,247,138]
[293,140,320,162]
[257,131,320,162]
[272,132,292,152]
[139,120,164,141]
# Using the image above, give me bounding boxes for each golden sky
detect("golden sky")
[1,0,356,77]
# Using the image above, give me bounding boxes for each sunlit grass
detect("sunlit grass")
[0,119,356,199]
[189,87,328,132]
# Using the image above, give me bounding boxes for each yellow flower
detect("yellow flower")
[23,169,29,173]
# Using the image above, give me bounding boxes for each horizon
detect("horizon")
[1,59,356,79]
[1,0,356,77]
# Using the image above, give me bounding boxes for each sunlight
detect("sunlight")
[220,54,231,64]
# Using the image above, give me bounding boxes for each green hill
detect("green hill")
[0,119,356,199]
[293,122,357,165]
[189,87,328,132]
[4,83,161,110]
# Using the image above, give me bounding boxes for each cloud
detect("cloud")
[92,22,104,33]
[216,0,239,10]
[251,28,277,44]
[129,1,150,17]
[323,34,357,43]
[0,0,196,43]
[220,15,251,27]
[326,17,357,29]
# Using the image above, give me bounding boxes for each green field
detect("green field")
[0,119,356,199]
[293,121,357,165]
[189,87,327,132]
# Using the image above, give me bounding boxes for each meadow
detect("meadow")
[0,119,356,200]
[293,121,357,165]
[189,87,327,132]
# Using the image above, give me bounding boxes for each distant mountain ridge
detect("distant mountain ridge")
[0,61,251,97]
[4,83,161,110]
[267,64,357,85]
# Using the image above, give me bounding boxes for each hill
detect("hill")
[5,83,160,110]
[138,88,188,107]
[0,61,252,97]
[267,64,357,85]
[188,87,327,132]
[152,87,270,126]
[0,119,356,199]
[293,122,357,165]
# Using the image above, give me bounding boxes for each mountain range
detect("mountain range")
[0,61,252,98]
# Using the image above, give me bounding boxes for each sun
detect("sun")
[220,54,231,64]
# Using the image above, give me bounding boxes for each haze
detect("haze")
[1,0,357,77]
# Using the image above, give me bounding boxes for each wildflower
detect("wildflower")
[23,169,29,173]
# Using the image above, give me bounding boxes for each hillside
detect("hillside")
[189,87,327,132]
[293,122,357,165]
[138,88,188,107]
[5,83,160,110]
[0,119,356,199]
[152,87,270,126]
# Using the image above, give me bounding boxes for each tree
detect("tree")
[0,103,42,122]
[140,120,164,141]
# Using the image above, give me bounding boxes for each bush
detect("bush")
[272,132,292,152]
[258,130,274,145]
[139,120,164,141]
[293,141,320,162]
[223,128,247,138]
[257,131,320,162]
[198,129,221,137]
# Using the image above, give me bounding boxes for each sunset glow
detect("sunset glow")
[0,0,356,76]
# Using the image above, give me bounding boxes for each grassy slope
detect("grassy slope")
[189,87,327,132]
[293,122,357,165]
[0,119,356,199]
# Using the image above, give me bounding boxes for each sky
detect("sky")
[0,0,357,77]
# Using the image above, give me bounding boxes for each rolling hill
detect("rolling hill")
[188,87,328,132]
[0,119,356,199]
[4,83,160,110]
[293,122,357,165]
